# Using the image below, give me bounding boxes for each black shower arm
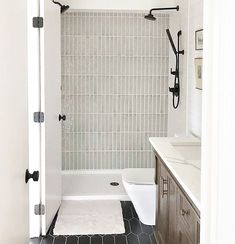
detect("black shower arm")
[52,0,63,7]
[149,6,179,15]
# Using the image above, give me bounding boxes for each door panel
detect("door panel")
[40,0,62,234]
[0,0,29,243]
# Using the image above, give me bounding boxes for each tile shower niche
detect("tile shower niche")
[61,11,169,170]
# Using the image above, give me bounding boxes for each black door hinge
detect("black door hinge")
[33,17,43,28]
[34,112,44,123]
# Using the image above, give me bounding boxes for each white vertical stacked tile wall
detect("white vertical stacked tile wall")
[61,11,169,170]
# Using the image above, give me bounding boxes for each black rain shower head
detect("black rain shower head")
[53,1,70,14]
[144,6,179,21]
[144,13,156,21]
[61,5,70,13]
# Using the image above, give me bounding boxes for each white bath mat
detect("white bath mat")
[53,200,125,235]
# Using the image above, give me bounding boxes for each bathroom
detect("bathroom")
[31,0,202,242]
[2,0,235,243]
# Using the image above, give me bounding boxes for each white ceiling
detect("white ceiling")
[60,0,180,11]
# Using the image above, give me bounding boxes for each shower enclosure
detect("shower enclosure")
[29,4,173,239]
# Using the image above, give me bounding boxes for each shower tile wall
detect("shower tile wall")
[61,11,169,170]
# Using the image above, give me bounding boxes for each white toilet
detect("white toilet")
[122,168,157,225]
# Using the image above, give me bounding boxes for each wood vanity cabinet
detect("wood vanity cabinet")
[155,155,200,244]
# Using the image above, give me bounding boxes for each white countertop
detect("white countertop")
[149,137,201,211]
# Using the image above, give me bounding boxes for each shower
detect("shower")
[144,5,184,109]
[52,0,70,13]
[166,29,184,109]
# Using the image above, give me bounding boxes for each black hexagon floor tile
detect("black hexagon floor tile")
[124,219,131,235]
[91,235,102,244]
[127,233,140,244]
[54,235,66,244]
[115,234,127,244]
[123,205,133,220]
[30,201,157,244]
[79,235,90,244]
[129,218,142,235]
[139,233,152,244]
[103,235,115,244]
[40,235,54,244]
[67,235,78,244]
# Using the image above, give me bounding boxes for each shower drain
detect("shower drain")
[110,182,119,186]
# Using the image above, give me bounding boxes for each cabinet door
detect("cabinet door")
[177,220,194,244]
[157,160,169,244]
[177,189,200,244]
[168,174,178,244]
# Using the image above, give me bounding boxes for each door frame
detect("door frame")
[28,0,42,238]
[28,0,62,237]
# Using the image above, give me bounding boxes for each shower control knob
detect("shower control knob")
[25,169,39,183]
[59,114,66,121]
[169,84,179,97]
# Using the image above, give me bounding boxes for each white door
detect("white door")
[40,0,62,235]
[0,0,29,243]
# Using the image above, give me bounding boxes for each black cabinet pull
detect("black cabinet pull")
[59,114,66,121]
[25,169,39,183]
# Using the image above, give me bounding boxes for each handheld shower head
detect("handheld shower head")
[166,29,177,56]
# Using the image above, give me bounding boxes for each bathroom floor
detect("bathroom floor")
[30,201,157,244]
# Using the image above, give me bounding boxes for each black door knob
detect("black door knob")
[25,169,39,183]
[59,114,66,121]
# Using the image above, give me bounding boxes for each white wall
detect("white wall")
[168,0,203,137]
[0,0,29,243]
[187,0,203,137]
[168,0,188,136]
[60,0,178,10]
[201,0,235,242]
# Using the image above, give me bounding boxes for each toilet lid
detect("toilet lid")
[122,168,155,185]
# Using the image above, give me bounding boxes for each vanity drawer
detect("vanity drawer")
[177,190,199,242]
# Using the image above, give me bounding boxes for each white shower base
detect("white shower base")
[62,170,129,201]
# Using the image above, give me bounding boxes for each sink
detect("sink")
[171,141,201,161]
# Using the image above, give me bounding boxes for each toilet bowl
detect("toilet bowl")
[122,168,157,225]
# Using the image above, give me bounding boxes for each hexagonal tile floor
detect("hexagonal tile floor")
[30,201,157,244]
